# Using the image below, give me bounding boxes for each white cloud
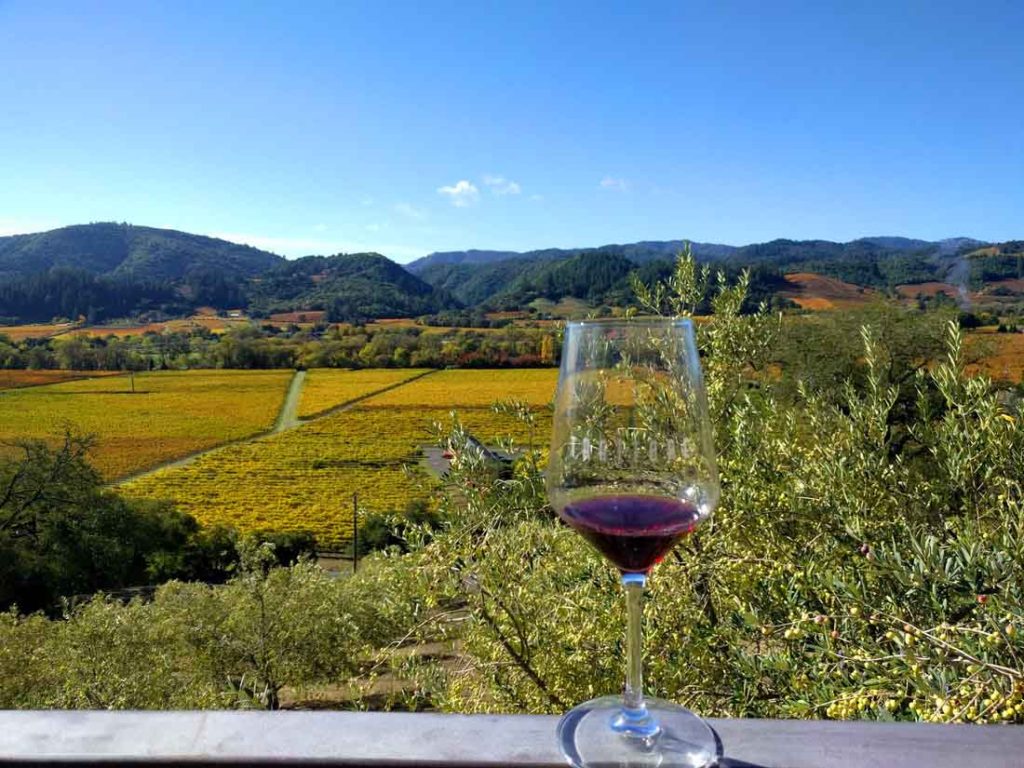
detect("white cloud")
[394,202,427,221]
[437,179,480,207]
[365,223,381,232]
[599,176,630,192]
[482,174,522,196]
[529,194,544,202]
[312,223,328,232]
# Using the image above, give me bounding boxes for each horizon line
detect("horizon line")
[0,220,996,264]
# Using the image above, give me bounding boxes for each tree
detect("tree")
[0,433,230,613]
[539,334,555,364]
[152,540,358,709]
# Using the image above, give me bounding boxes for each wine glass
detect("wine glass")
[547,318,720,768]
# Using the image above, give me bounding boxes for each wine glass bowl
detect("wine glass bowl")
[547,318,720,768]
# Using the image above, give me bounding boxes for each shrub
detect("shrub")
[0,538,408,710]
[387,249,1024,723]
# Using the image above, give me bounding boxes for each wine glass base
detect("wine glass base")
[557,695,718,768]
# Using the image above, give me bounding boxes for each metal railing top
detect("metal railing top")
[1,710,1023,768]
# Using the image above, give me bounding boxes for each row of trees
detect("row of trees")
[0,324,561,371]
[0,544,418,710]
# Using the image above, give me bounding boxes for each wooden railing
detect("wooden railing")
[2,711,1024,767]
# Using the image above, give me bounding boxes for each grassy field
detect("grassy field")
[0,370,293,479]
[895,282,961,299]
[269,310,327,324]
[779,273,875,310]
[0,323,77,340]
[122,369,557,547]
[966,330,1024,382]
[0,315,252,341]
[70,316,247,338]
[526,296,594,318]
[362,319,511,335]
[297,369,429,418]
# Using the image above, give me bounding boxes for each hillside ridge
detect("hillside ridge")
[1,223,1017,325]
[0,222,284,281]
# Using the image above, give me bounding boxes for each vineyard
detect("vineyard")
[0,315,251,341]
[362,319,510,335]
[361,368,555,408]
[297,368,428,418]
[0,370,292,479]
[966,330,1024,382]
[13,335,1019,551]
[67,316,242,338]
[121,369,558,547]
[0,323,76,340]
[0,370,120,390]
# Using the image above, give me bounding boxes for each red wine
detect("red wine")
[559,494,703,573]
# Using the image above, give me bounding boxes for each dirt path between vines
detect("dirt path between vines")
[113,368,437,485]
[272,368,306,432]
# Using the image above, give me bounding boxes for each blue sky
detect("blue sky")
[1,1,1022,262]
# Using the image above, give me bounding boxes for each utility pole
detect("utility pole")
[352,492,359,574]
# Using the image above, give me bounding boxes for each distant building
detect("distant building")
[427,435,515,479]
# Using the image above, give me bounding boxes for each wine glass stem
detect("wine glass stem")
[615,572,658,736]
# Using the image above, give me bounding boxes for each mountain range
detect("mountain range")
[406,240,740,271]
[406,236,983,272]
[410,236,991,308]
[0,222,1018,325]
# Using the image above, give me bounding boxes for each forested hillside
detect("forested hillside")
[967,241,1024,284]
[0,223,282,281]
[0,225,452,323]
[246,253,455,322]
[415,236,990,310]
[0,223,1012,325]
[406,239,738,271]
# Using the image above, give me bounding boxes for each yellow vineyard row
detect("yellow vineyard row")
[0,370,293,479]
[0,370,121,390]
[122,370,557,547]
[362,368,557,408]
[297,368,429,417]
